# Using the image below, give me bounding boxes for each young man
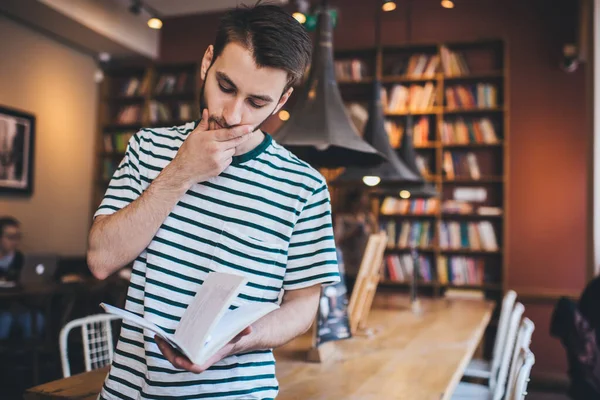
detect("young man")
[87,4,340,399]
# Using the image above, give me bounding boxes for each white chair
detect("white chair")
[507,350,535,400]
[506,318,535,397]
[463,290,517,382]
[451,302,525,400]
[59,314,120,377]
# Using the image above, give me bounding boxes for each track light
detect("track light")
[129,0,162,29]
[147,17,162,29]
[293,12,307,24]
[441,0,455,8]
[293,0,310,24]
[382,1,397,12]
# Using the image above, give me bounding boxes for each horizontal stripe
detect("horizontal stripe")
[168,212,287,255]
[103,383,134,400]
[294,222,332,235]
[297,210,331,224]
[284,272,340,286]
[186,189,293,228]
[140,385,279,399]
[289,235,335,248]
[237,164,313,192]
[287,259,338,273]
[177,200,288,241]
[287,247,337,261]
[254,157,321,183]
[202,181,301,216]
[220,172,307,204]
[159,221,286,268]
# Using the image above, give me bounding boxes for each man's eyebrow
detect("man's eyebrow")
[216,71,273,103]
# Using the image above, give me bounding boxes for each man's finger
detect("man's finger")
[214,125,253,142]
[220,133,253,150]
[155,336,205,373]
[195,109,209,132]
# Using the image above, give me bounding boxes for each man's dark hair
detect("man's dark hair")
[213,2,312,90]
[0,216,19,238]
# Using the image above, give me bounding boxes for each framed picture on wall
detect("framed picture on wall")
[0,105,35,195]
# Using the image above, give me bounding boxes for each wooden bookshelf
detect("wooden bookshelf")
[333,39,507,304]
[93,62,201,210]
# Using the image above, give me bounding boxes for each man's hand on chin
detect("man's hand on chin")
[154,326,252,374]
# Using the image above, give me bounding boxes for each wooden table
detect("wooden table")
[24,295,493,400]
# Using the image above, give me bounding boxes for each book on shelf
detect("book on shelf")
[437,255,485,285]
[119,73,151,97]
[334,59,369,80]
[380,197,440,215]
[149,101,193,123]
[101,271,279,366]
[384,254,434,283]
[445,83,498,109]
[114,104,142,125]
[104,131,135,153]
[444,288,485,300]
[438,220,499,251]
[403,53,440,78]
[155,71,194,95]
[383,220,434,249]
[385,117,431,148]
[383,82,437,113]
[441,200,502,216]
[440,117,499,144]
[439,46,470,77]
[442,150,481,180]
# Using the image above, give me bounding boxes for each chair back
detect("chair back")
[489,290,517,387]
[506,318,535,397]
[506,349,535,400]
[59,314,120,377]
[492,302,524,400]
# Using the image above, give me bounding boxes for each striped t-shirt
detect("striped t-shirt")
[94,121,340,399]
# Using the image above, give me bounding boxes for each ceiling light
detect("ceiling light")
[382,1,397,12]
[363,176,381,186]
[147,17,163,29]
[293,12,307,24]
[279,110,290,121]
[441,0,455,9]
[399,190,411,199]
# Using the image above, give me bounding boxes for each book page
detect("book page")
[173,272,248,365]
[100,303,183,352]
[199,302,279,364]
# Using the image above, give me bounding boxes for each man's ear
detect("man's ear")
[273,87,294,115]
[201,45,214,81]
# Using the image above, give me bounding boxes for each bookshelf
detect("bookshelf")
[93,62,201,210]
[331,39,507,304]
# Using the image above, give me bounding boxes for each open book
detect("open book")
[100,271,279,366]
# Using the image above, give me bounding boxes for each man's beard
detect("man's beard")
[198,78,274,133]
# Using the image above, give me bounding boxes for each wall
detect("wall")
[0,16,97,256]
[159,0,588,379]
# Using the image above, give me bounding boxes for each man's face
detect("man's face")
[0,225,21,254]
[200,42,293,131]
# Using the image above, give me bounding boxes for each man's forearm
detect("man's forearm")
[231,285,321,354]
[87,163,192,279]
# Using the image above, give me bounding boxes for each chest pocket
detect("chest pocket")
[208,223,286,305]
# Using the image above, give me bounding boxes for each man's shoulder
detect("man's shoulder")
[267,138,328,193]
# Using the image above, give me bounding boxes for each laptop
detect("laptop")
[18,254,59,286]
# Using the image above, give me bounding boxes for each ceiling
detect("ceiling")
[143,0,289,17]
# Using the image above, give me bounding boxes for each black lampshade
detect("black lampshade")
[275,7,386,168]
[397,115,439,198]
[334,79,421,185]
